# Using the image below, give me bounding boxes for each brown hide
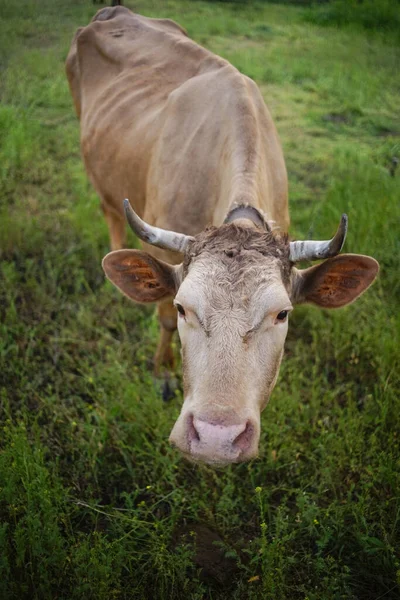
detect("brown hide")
[65,6,289,261]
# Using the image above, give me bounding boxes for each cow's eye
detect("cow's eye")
[276,310,288,322]
[176,303,186,317]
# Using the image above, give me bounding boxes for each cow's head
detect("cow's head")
[103,201,379,466]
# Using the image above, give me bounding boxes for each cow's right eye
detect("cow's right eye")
[176,303,186,317]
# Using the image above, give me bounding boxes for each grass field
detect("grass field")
[1,0,399,598]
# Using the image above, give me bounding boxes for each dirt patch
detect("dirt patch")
[174,524,238,585]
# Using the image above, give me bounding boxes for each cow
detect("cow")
[66,6,379,466]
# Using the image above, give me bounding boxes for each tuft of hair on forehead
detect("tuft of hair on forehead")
[183,223,292,286]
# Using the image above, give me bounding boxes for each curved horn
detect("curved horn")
[124,199,194,253]
[289,214,348,262]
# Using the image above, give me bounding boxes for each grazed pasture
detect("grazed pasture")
[0,1,399,598]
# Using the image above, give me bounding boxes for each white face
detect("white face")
[169,255,292,466]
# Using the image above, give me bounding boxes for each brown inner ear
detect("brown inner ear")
[296,254,379,309]
[102,250,177,303]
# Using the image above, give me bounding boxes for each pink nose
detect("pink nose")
[188,416,254,463]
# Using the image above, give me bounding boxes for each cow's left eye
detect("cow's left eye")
[176,303,186,317]
[276,310,288,322]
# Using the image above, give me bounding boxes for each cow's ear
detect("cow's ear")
[102,250,179,303]
[291,254,379,308]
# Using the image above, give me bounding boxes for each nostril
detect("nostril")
[187,414,200,443]
[233,421,254,452]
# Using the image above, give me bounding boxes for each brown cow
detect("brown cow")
[66,7,379,466]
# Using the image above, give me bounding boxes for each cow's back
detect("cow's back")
[66,6,288,240]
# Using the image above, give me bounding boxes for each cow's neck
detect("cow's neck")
[213,140,276,229]
[213,177,264,228]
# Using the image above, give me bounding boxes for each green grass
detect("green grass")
[1,0,399,598]
[304,0,400,36]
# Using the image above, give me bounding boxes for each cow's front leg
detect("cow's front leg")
[154,298,179,401]
[101,200,126,251]
[154,297,177,376]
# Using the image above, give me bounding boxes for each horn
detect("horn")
[123,199,194,253]
[289,214,348,262]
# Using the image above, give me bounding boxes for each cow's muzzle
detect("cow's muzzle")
[169,412,259,466]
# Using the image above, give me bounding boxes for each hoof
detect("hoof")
[161,377,179,402]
